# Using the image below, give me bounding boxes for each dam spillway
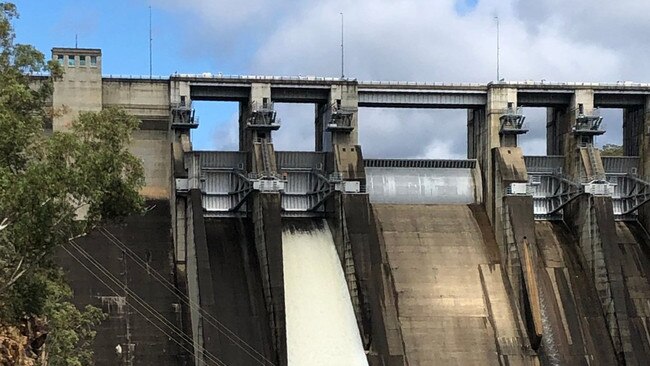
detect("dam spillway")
[532,220,617,364]
[61,149,650,365]
[47,49,650,365]
[373,204,534,365]
[282,220,368,366]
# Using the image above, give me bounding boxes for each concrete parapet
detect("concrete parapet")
[103,79,170,121]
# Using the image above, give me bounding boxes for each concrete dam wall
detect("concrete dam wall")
[58,157,650,366]
[201,218,275,366]
[40,49,650,365]
[59,201,187,365]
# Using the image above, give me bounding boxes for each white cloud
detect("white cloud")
[158,0,642,157]
[273,104,317,151]
[358,108,467,159]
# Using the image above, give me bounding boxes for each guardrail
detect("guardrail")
[364,159,476,169]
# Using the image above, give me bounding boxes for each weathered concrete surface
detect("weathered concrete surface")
[130,130,171,200]
[588,198,634,364]
[623,96,650,237]
[341,194,407,366]
[184,193,279,366]
[480,87,518,224]
[373,204,535,365]
[333,144,365,181]
[102,79,170,120]
[250,142,277,174]
[494,147,528,279]
[202,218,275,366]
[52,48,103,131]
[579,147,605,180]
[563,196,650,365]
[59,200,188,365]
[506,194,628,365]
[495,147,528,184]
[327,194,366,348]
[51,49,173,199]
[186,190,210,364]
[614,221,650,363]
[251,193,287,366]
[534,220,618,365]
[504,196,545,350]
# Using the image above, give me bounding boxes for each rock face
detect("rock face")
[0,317,47,366]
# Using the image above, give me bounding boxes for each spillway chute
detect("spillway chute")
[282,220,368,366]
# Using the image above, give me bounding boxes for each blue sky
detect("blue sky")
[13,0,239,150]
[11,0,643,156]
[13,0,244,75]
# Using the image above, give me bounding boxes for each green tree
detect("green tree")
[0,2,144,364]
[601,143,624,156]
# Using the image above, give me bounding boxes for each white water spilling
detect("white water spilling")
[282,221,368,366]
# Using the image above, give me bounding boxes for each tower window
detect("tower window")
[90,56,97,67]
[79,55,86,66]
[56,55,64,65]
[68,55,75,66]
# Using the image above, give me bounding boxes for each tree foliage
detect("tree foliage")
[601,143,624,156]
[0,2,144,364]
[41,271,105,366]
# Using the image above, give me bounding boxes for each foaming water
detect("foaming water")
[282,221,368,366]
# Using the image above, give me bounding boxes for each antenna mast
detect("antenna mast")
[340,12,344,79]
[495,16,500,81]
[149,6,153,78]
